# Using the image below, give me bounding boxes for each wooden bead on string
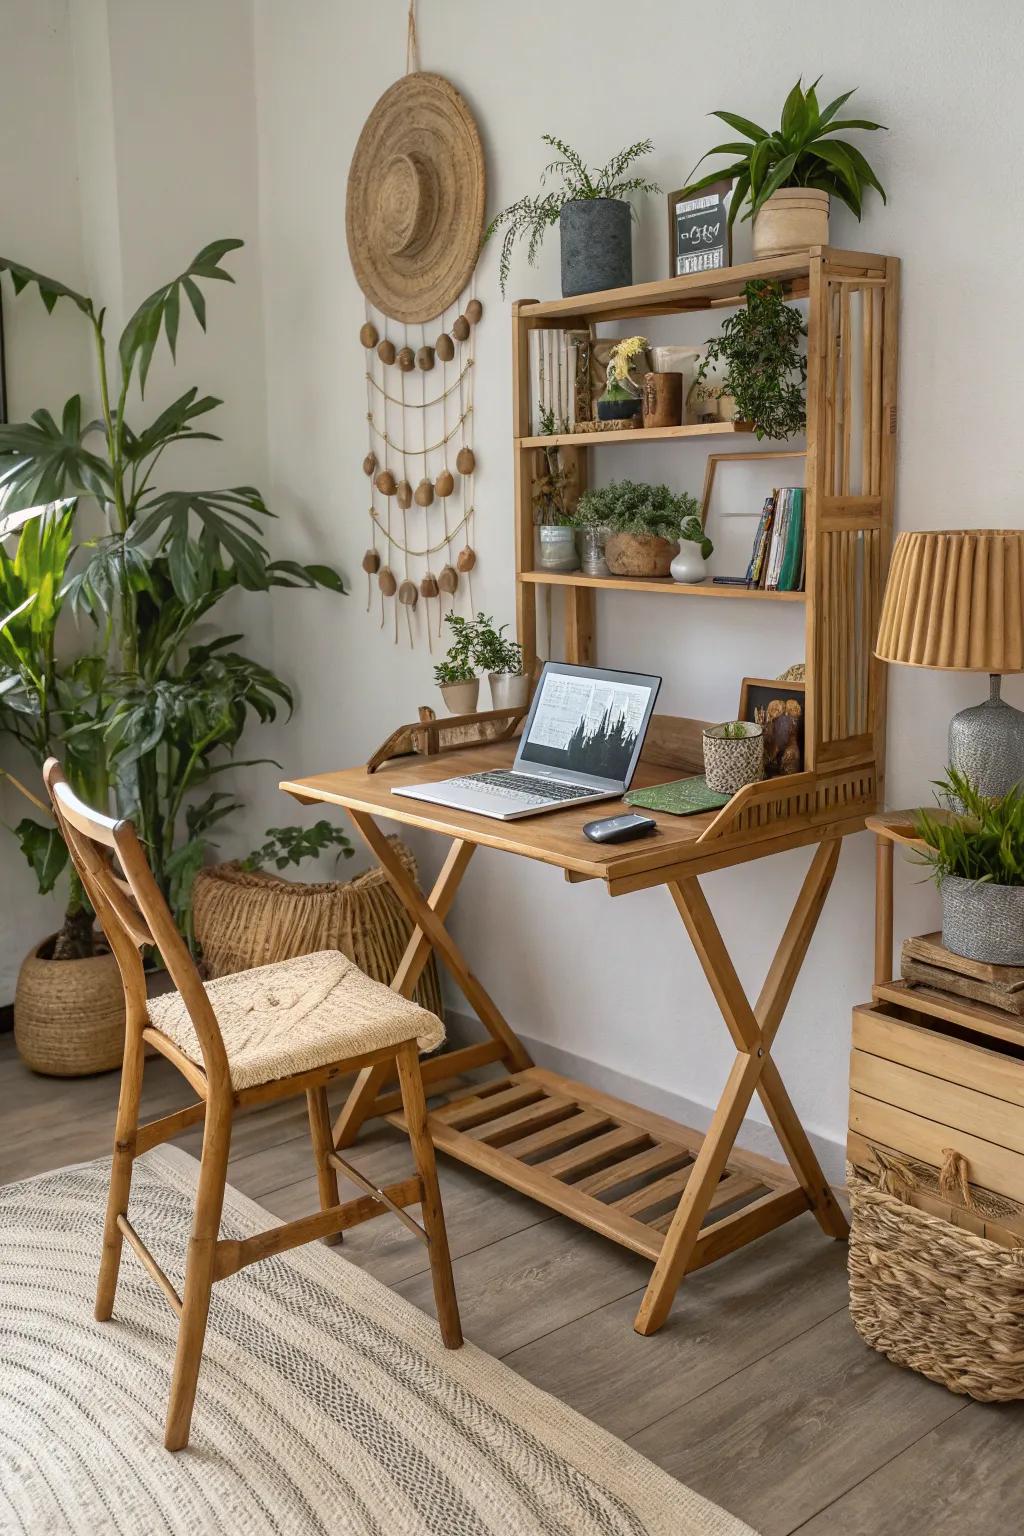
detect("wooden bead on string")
[361,548,380,574]
[457,547,477,572]
[397,346,415,371]
[435,332,454,362]
[415,477,434,507]
[359,321,379,348]
[374,469,396,496]
[416,345,435,371]
[377,338,396,365]
[362,452,377,476]
[465,298,483,324]
[420,572,439,598]
[398,579,418,608]
[395,479,413,509]
[455,446,476,475]
[435,469,455,498]
[452,315,470,342]
[438,564,459,594]
[378,566,397,596]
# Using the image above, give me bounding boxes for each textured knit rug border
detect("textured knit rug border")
[0,1146,756,1536]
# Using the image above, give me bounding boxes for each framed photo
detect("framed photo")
[738,677,805,778]
[668,180,732,278]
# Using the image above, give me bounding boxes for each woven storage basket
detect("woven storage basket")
[847,1162,1024,1401]
[14,937,125,1077]
[191,839,443,1018]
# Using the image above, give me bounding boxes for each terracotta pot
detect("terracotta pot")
[604,531,679,578]
[753,189,829,260]
[641,372,683,429]
[489,671,530,709]
[14,936,124,1076]
[438,677,480,714]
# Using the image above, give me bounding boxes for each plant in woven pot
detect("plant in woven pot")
[703,721,764,795]
[679,76,887,259]
[572,480,710,580]
[914,768,1024,965]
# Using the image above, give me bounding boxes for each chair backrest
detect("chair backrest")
[43,759,229,1088]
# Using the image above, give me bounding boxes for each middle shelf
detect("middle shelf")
[520,570,806,601]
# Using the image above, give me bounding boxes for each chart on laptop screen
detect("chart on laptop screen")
[519,673,653,780]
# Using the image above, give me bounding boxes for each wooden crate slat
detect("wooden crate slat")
[575,1143,689,1198]
[468,1096,576,1146]
[433,1081,540,1129]
[853,1007,1024,1109]
[536,1124,652,1181]
[849,1089,1024,1204]
[501,1109,611,1161]
[851,1048,1024,1158]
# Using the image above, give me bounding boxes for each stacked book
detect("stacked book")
[744,487,805,592]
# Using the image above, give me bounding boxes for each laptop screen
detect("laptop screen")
[516,663,661,788]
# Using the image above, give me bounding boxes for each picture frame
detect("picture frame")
[738,676,806,778]
[667,179,732,279]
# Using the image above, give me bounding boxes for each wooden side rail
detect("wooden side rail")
[366,704,528,772]
[699,764,877,847]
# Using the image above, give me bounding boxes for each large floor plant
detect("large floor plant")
[0,239,345,951]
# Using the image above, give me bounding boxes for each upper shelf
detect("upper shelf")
[518,421,756,450]
[517,246,888,326]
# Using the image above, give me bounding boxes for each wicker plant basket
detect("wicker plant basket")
[191,838,444,1018]
[847,1162,1024,1401]
[14,937,125,1077]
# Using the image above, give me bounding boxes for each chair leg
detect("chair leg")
[95,1028,146,1322]
[307,1085,343,1245]
[164,1100,232,1452]
[396,1041,462,1349]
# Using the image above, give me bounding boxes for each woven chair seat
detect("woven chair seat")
[147,950,445,1091]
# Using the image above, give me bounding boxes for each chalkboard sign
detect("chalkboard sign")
[668,180,732,278]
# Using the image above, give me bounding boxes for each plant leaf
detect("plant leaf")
[0,259,94,318]
[711,110,770,142]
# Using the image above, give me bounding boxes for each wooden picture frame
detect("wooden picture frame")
[739,676,806,778]
[668,180,732,278]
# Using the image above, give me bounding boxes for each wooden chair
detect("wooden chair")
[43,760,462,1452]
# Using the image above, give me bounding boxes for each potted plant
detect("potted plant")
[470,614,528,709]
[484,136,660,298]
[572,481,711,580]
[679,77,887,260]
[434,612,480,713]
[703,721,764,795]
[915,769,1024,965]
[597,335,647,423]
[696,281,807,441]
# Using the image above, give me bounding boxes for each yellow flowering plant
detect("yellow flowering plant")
[606,335,648,394]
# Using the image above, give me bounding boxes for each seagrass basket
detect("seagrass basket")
[847,1161,1024,1401]
[191,838,443,1019]
[14,938,125,1077]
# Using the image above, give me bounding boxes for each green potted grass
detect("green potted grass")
[915,769,1024,965]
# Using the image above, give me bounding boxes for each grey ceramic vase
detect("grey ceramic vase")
[560,199,632,297]
[941,875,1024,965]
[948,673,1024,800]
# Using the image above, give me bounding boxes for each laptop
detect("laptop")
[392,662,661,821]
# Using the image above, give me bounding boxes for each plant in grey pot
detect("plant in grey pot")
[470,614,529,710]
[434,613,480,714]
[572,480,710,580]
[484,136,660,298]
[915,769,1024,965]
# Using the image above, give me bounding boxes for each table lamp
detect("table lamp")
[875,529,1024,797]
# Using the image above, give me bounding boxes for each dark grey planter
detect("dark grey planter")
[941,875,1024,965]
[560,199,632,298]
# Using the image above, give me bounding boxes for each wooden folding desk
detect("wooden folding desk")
[282,727,866,1335]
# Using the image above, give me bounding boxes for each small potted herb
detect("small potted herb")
[915,769,1024,965]
[703,721,764,795]
[470,614,529,709]
[572,481,711,580]
[484,136,660,298]
[679,77,887,260]
[434,613,480,714]
[697,280,807,441]
[597,335,648,423]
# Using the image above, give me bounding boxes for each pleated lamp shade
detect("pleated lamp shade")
[875,529,1024,672]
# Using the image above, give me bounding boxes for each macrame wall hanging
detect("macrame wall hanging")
[345,2,486,650]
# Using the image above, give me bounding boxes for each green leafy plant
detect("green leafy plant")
[914,769,1024,888]
[0,240,346,943]
[469,614,523,677]
[434,612,477,686]
[680,77,887,226]
[242,821,353,874]
[697,281,807,441]
[719,721,750,740]
[484,136,660,296]
[571,481,712,558]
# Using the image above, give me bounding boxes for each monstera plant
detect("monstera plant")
[0,239,345,971]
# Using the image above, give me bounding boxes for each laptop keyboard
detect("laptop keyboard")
[447,771,598,803]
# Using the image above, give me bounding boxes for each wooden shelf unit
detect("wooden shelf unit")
[513,245,900,819]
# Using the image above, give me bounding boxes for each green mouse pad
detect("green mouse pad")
[625,775,731,816]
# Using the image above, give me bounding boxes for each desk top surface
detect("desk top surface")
[281,741,725,885]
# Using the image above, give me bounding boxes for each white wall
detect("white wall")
[253,0,1024,1161]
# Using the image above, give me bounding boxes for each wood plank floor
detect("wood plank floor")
[2,1032,1022,1534]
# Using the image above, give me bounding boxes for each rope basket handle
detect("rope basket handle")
[867,1143,976,1211]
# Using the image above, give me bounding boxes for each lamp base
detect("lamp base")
[948,674,1024,798]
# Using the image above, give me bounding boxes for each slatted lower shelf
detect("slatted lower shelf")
[393,1066,807,1267]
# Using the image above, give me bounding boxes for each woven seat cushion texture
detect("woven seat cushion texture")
[147,950,444,1090]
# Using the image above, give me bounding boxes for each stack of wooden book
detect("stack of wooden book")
[901,932,1024,1017]
[744,486,805,592]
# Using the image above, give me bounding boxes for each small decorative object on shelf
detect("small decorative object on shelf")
[641,371,683,429]
[537,523,579,572]
[597,335,648,422]
[875,530,1024,799]
[678,76,887,260]
[739,676,805,775]
[483,134,660,298]
[578,525,609,578]
[697,281,807,441]
[901,932,1024,1017]
[914,769,1024,965]
[572,480,710,580]
[667,179,733,277]
[703,721,764,794]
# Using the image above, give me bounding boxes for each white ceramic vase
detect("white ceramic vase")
[439,678,480,715]
[489,671,530,709]
[670,543,708,584]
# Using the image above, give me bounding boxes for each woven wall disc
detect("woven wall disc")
[346,72,486,324]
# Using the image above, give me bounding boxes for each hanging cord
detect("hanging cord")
[406,0,420,73]
[439,301,451,636]
[365,300,377,615]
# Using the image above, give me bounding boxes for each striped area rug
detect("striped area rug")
[0,1147,755,1536]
